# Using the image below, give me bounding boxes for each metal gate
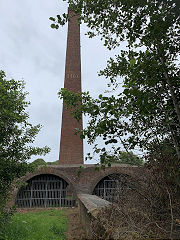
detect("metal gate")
[93,179,119,202]
[16,174,76,208]
[93,174,133,202]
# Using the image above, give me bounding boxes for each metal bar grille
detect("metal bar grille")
[16,174,76,208]
[93,177,133,202]
[93,180,119,202]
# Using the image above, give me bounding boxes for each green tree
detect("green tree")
[111,151,144,166]
[0,71,50,227]
[46,160,59,165]
[51,0,180,164]
[31,159,59,166]
[31,158,46,166]
[50,2,180,236]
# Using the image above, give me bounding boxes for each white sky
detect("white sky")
[0,0,124,164]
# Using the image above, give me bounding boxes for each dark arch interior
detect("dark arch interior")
[93,173,134,202]
[16,174,75,208]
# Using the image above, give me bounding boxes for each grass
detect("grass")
[0,209,68,240]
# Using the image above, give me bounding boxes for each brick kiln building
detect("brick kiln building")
[14,8,140,208]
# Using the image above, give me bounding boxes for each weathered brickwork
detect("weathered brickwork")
[78,194,111,238]
[12,164,143,204]
[59,9,83,164]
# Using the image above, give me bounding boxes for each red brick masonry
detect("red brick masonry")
[59,9,83,164]
[13,164,142,196]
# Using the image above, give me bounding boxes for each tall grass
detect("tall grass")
[0,209,67,240]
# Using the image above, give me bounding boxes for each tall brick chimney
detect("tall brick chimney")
[59,8,84,165]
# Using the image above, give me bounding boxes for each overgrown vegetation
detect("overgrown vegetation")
[92,160,180,239]
[0,71,50,230]
[0,209,67,240]
[51,0,180,238]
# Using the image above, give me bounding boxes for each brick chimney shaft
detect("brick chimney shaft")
[59,9,84,164]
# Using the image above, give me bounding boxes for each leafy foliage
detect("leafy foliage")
[31,158,59,166]
[0,71,50,227]
[31,158,47,167]
[51,0,180,164]
[50,1,180,237]
[46,160,59,165]
[110,151,144,166]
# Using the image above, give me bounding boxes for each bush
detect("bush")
[91,150,180,239]
[0,71,49,229]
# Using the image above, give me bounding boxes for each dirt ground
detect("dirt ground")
[16,207,87,240]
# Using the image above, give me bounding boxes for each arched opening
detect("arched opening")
[16,174,75,208]
[93,173,134,202]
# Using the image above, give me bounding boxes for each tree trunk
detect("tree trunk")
[159,56,180,126]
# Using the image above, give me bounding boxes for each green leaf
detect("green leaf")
[49,17,55,21]
[51,24,56,29]
[130,58,135,66]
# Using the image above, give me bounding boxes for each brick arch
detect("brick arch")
[11,167,77,206]
[89,167,136,194]
[21,167,74,190]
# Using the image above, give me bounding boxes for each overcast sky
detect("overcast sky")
[0,0,123,164]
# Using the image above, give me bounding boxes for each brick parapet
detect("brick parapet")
[77,194,111,238]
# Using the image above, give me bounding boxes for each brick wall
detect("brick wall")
[11,164,143,204]
[59,9,83,165]
[77,194,111,238]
